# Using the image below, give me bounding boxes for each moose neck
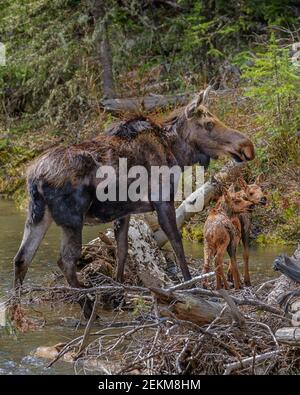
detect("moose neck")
[218,199,235,218]
[163,116,204,169]
[169,134,201,169]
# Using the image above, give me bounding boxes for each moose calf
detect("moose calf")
[228,176,267,286]
[203,187,255,289]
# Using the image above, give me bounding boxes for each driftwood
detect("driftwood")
[268,244,300,306]
[84,218,170,289]
[150,287,232,325]
[101,93,191,112]
[149,160,246,247]
[275,327,300,346]
[273,253,300,284]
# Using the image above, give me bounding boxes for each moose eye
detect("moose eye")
[206,121,214,131]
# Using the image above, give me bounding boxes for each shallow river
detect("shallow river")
[0,200,295,374]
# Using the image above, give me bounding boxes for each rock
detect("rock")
[34,343,74,362]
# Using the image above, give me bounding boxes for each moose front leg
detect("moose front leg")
[153,202,191,281]
[114,215,130,283]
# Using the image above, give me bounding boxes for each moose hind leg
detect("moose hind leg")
[202,244,213,288]
[214,246,228,289]
[227,242,242,289]
[58,225,93,319]
[14,209,52,288]
[114,216,130,283]
[241,231,251,286]
[154,202,191,281]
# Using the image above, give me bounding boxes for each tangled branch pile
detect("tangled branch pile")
[8,224,300,375]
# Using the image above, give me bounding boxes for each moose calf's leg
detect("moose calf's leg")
[14,209,52,288]
[154,202,191,281]
[243,247,251,286]
[215,247,228,289]
[242,233,251,286]
[58,225,93,319]
[202,244,212,288]
[227,242,242,289]
[114,215,130,283]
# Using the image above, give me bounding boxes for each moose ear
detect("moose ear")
[195,91,204,107]
[196,85,213,107]
[255,174,263,185]
[184,100,198,119]
[185,85,213,119]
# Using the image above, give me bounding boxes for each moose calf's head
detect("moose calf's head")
[223,187,256,214]
[181,87,255,167]
[238,176,267,206]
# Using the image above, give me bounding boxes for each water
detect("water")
[0,200,296,375]
[0,200,108,375]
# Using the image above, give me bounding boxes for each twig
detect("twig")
[255,279,277,295]
[165,272,215,291]
[75,294,99,358]
[20,284,148,295]
[217,289,246,328]
[223,350,282,375]
[255,321,279,349]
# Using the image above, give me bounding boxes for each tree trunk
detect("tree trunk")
[275,327,300,345]
[92,0,115,99]
[100,21,115,99]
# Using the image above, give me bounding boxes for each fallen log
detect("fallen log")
[150,287,232,325]
[101,93,191,113]
[101,89,235,113]
[268,243,300,306]
[275,327,300,346]
[273,253,300,284]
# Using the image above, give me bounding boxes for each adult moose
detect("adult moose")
[14,88,255,317]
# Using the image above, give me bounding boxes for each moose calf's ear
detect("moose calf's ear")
[223,189,231,203]
[237,177,248,191]
[255,174,263,185]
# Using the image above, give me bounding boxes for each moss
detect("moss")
[182,224,204,242]
[255,233,289,246]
